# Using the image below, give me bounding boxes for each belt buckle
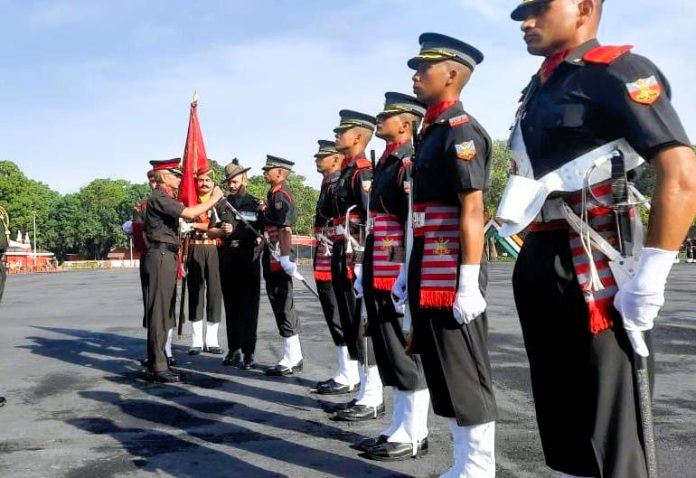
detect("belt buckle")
[230,240,240,248]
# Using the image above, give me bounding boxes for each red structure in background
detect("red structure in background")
[3,231,56,274]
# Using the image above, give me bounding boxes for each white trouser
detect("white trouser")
[380,389,404,437]
[355,365,383,407]
[278,334,302,367]
[205,322,219,348]
[190,320,204,348]
[164,328,173,358]
[333,346,359,387]
[388,388,430,449]
[439,419,495,478]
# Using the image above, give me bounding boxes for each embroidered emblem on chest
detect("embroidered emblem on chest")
[455,141,477,161]
[626,76,661,105]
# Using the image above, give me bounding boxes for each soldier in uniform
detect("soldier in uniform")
[357,92,430,460]
[143,158,223,383]
[330,110,384,421]
[186,167,224,356]
[0,214,6,406]
[504,1,696,477]
[392,34,497,476]
[208,159,262,370]
[312,140,360,395]
[260,155,304,376]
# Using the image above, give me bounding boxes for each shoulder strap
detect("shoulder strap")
[583,45,633,64]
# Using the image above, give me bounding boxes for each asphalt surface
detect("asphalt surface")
[0,263,694,478]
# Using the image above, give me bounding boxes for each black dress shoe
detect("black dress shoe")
[365,438,429,461]
[0,396,6,408]
[206,346,224,355]
[316,379,355,395]
[188,347,202,356]
[354,434,387,452]
[241,355,255,370]
[222,351,243,366]
[333,402,385,422]
[265,360,303,377]
[322,399,357,413]
[146,370,181,383]
[167,356,176,367]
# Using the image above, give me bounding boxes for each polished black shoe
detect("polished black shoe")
[241,355,256,370]
[354,434,387,452]
[316,379,356,395]
[265,360,303,377]
[333,403,385,422]
[206,346,224,355]
[0,396,6,408]
[365,438,428,461]
[167,356,176,367]
[222,350,243,366]
[188,347,202,356]
[322,399,357,413]
[146,370,181,383]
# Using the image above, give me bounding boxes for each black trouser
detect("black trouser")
[262,250,299,338]
[364,236,426,391]
[143,247,178,373]
[139,255,147,328]
[331,240,375,365]
[187,244,222,323]
[513,230,651,478]
[407,237,497,425]
[219,246,261,356]
[316,279,344,346]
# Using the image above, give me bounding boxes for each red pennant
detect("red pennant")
[178,96,210,207]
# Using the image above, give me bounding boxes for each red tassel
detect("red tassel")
[314,271,332,282]
[587,299,614,335]
[419,290,455,309]
[373,277,396,292]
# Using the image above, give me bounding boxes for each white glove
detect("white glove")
[353,263,363,298]
[614,247,676,357]
[391,267,408,310]
[122,220,133,235]
[279,255,297,278]
[178,218,194,235]
[452,264,486,325]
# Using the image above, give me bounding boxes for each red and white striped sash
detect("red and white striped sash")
[370,212,404,291]
[566,181,621,334]
[264,225,282,273]
[413,202,460,309]
[330,213,361,241]
[313,227,332,282]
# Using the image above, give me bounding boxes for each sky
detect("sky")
[1,0,695,193]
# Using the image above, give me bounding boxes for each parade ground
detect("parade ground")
[0,263,694,478]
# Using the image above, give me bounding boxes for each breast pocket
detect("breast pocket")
[544,103,586,128]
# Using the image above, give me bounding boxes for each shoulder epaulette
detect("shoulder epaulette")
[583,45,633,64]
[448,114,470,127]
[355,158,372,169]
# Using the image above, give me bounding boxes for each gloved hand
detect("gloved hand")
[353,263,363,298]
[452,264,486,325]
[122,220,133,235]
[614,247,676,357]
[279,255,297,278]
[391,267,408,310]
[179,218,194,235]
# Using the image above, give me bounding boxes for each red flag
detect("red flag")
[178,94,210,207]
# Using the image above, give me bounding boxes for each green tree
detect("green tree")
[485,141,513,219]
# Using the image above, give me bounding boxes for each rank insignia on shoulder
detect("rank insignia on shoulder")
[361,180,372,192]
[626,76,661,105]
[275,201,283,210]
[449,115,470,127]
[455,141,476,161]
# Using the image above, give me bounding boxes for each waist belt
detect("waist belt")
[331,213,361,241]
[190,239,217,245]
[148,242,179,254]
